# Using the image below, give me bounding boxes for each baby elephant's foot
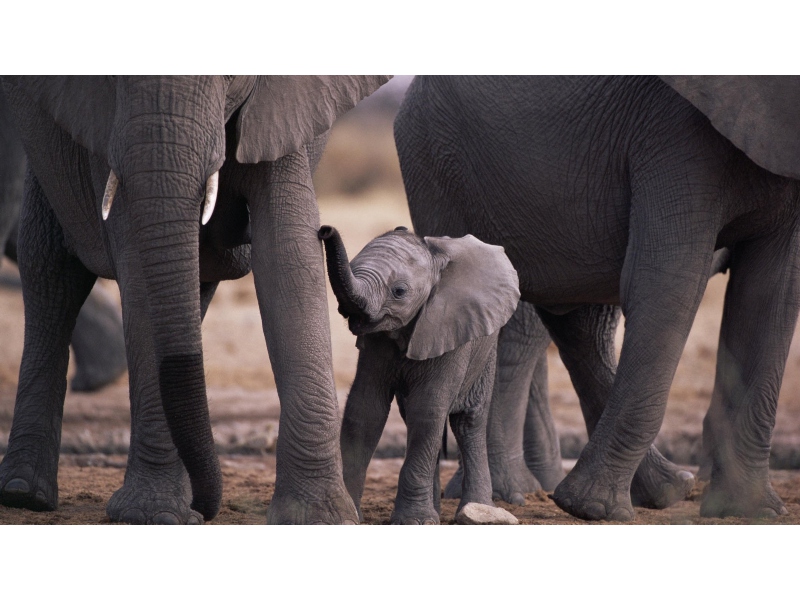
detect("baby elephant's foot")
[700,475,787,519]
[552,463,635,522]
[489,454,542,506]
[455,502,519,525]
[107,462,202,525]
[267,480,359,524]
[390,503,440,525]
[630,447,695,509]
[0,451,58,511]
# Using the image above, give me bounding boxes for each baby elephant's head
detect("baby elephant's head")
[319,225,520,360]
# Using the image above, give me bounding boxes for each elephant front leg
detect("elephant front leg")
[393,410,448,525]
[701,230,800,518]
[0,173,96,511]
[245,153,358,524]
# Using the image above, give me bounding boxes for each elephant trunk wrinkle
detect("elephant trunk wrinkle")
[319,225,370,318]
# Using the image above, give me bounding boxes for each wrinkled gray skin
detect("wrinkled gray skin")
[0,91,127,392]
[0,75,388,524]
[396,76,800,521]
[319,226,519,524]
[464,248,731,507]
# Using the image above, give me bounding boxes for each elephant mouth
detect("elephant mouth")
[345,312,402,336]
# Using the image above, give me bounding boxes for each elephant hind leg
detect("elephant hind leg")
[701,229,800,519]
[69,282,128,392]
[538,303,695,509]
[0,171,96,511]
[479,301,550,506]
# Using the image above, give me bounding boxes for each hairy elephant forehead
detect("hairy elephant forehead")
[351,234,434,286]
[352,233,430,268]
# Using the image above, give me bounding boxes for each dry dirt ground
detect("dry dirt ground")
[2,114,800,525]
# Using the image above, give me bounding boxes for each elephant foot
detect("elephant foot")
[390,506,440,525]
[524,459,565,493]
[267,480,358,524]
[551,462,635,522]
[700,475,787,519]
[107,461,202,525]
[455,502,519,525]
[0,447,59,511]
[70,359,127,393]
[630,446,695,509]
[489,454,543,505]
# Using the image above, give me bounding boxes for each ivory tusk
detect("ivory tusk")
[201,171,219,225]
[102,170,119,221]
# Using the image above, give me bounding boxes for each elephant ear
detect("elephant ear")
[406,235,520,361]
[3,76,116,158]
[660,76,800,179]
[235,75,391,163]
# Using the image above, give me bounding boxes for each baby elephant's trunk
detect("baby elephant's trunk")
[318,226,368,318]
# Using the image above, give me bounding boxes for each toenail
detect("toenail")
[152,512,181,525]
[4,479,30,494]
[583,502,607,520]
[120,508,147,524]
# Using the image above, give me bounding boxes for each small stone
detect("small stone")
[455,502,519,525]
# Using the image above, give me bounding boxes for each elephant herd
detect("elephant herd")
[0,75,798,524]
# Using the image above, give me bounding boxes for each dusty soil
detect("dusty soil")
[2,112,800,525]
[2,455,799,525]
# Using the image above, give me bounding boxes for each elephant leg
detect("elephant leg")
[701,230,800,518]
[551,177,718,521]
[392,406,449,525]
[69,282,128,392]
[242,153,357,524]
[464,301,550,505]
[450,357,495,511]
[522,337,564,491]
[105,280,218,524]
[538,304,694,509]
[339,339,395,521]
[0,171,95,511]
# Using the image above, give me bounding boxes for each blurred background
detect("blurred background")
[1,75,800,468]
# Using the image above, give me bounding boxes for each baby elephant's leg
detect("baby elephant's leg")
[451,352,519,525]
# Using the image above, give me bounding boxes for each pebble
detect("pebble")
[455,502,519,525]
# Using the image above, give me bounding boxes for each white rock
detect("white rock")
[455,502,519,525]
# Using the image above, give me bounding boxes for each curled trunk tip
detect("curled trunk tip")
[319,225,367,318]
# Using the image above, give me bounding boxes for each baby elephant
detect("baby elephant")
[319,225,520,524]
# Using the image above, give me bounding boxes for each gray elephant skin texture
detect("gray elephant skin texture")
[319,225,519,524]
[0,90,127,393]
[395,75,800,521]
[0,75,389,524]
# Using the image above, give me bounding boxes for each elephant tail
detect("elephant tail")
[441,423,448,461]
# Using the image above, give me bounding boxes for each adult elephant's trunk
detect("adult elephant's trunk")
[319,225,368,317]
[109,78,226,520]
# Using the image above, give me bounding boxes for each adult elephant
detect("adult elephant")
[0,90,127,392]
[0,76,389,524]
[396,76,800,521]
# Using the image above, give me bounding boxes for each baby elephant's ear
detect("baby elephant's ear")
[406,235,520,360]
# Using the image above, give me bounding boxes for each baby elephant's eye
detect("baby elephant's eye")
[391,285,408,299]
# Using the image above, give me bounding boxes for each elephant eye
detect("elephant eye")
[391,284,408,299]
